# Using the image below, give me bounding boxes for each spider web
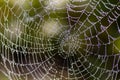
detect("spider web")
[0,0,120,80]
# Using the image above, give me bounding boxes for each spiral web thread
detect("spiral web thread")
[0,0,120,80]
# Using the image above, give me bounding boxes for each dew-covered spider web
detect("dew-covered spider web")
[0,0,120,80]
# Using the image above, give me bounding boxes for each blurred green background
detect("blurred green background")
[0,0,120,80]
